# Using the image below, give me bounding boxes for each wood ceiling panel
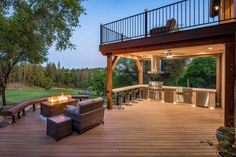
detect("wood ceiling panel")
[117,44,224,60]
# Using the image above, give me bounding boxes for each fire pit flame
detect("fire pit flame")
[47,93,72,104]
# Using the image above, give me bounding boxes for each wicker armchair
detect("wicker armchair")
[64,98,105,134]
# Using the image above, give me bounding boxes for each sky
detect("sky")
[46,0,180,69]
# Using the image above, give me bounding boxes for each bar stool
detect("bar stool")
[125,90,132,106]
[136,88,143,101]
[116,92,125,109]
[131,89,138,103]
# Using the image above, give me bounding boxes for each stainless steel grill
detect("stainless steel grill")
[147,81,163,100]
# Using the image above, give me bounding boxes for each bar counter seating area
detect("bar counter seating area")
[113,83,217,110]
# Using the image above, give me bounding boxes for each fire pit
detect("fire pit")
[40,93,78,117]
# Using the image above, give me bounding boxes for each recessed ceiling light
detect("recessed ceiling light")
[208,47,213,50]
[166,50,173,58]
[197,51,206,54]
[214,6,219,11]
[166,55,173,58]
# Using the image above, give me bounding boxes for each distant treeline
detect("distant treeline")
[8,62,103,90]
[8,57,216,96]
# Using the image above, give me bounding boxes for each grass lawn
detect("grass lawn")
[1,88,80,105]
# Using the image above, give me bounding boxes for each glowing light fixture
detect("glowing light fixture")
[208,47,213,50]
[214,5,219,11]
[210,107,215,110]
[192,104,196,108]
[166,50,173,58]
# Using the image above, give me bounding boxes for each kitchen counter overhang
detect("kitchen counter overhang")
[112,85,217,108]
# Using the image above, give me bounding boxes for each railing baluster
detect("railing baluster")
[224,0,226,21]
[144,9,148,37]
[198,0,200,24]
[100,24,103,45]
[203,0,205,24]
[229,0,231,20]
[185,1,187,27]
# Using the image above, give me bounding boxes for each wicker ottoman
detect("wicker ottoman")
[47,115,72,141]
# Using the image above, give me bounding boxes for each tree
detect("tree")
[45,63,57,82]
[0,0,85,105]
[141,59,188,85]
[161,59,188,85]
[91,69,106,96]
[113,58,138,88]
[177,57,216,88]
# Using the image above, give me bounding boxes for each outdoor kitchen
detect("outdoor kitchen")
[112,55,218,110]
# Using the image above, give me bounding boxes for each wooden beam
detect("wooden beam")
[216,54,222,107]
[100,22,236,55]
[225,41,235,127]
[117,55,142,61]
[107,54,113,109]
[135,60,143,84]
[112,56,120,71]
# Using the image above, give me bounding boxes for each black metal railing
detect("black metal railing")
[100,0,236,45]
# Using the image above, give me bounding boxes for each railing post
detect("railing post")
[100,23,103,45]
[121,33,124,42]
[144,8,148,37]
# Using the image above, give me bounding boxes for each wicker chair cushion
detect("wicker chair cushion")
[67,105,77,112]
[77,100,93,113]
[80,98,104,114]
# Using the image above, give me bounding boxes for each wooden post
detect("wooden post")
[112,56,120,71]
[22,108,25,116]
[235,32,236,127]
[17,112,21,119]
[225,41,235,127]
[33,104,36,111]
[107,54,113,109]
[135,60,143,84]
[216,54,222,107]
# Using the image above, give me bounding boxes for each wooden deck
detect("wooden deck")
[0,100,223,157]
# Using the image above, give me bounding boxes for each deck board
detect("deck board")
[0,100,223,157]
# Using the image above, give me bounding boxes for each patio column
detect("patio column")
[225,41,235,127]
[235,32,236,127]
[216,54,222,107]
[107,54,113,109]
[136,60,143,84]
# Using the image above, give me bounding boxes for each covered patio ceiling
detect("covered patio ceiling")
[116,43,225,60]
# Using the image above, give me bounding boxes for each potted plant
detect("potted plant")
[201,127,236,157]
[216,127,235,146]
[202,139,236,157]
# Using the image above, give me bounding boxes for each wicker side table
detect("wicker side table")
[47,115,72,141]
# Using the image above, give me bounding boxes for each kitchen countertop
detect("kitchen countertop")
[112,84,216,93]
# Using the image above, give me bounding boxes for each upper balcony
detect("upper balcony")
[100,0,236,46]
